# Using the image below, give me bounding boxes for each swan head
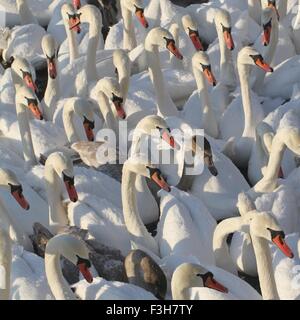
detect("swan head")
[122,0,149,28]
[249,212,294,258]
[97,78,126,120]
[124,156,171,192]
[181,14,204,51]
[46,234,93,284]
[77,4,102,27]
[113,49,131,78]
[214,9,234,51]
[45,152,78,203]
[192,51,217,86]
[135,115,176,149]
[11,57,37,93]
[171,263,228,296]
[65,98,95,142]
[146,27,183,60]
[61,3,81,34]
[0,168,30,210]
[238,46,273,72]
[16,86,43,120]
[261,7,277,46]
[42,34,58,79]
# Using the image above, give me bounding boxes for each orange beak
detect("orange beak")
[151,171,171,192]
[69,16,81,33]
[161,130,178,149]
[272,235,294,258]
[135,8,149,28]
[223,30,234,51]
[83,122,94,142]
[203,67,217,87]
[167,40,183,60]
[28,102,43,120]
[64,180,78,202]
[72,0,81,10]
[48,60,57,79]
[78,263,93,283]
[262,26,272,46]
[24,74,37,92]
[204,275,228,293]
[189,30,204,51]
[255,58,273,72]
[11,189,30,210]
[114,101,126,120]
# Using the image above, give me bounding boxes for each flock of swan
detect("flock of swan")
[0,0,300,300]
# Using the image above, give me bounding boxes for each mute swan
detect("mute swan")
[40,34,59,121]
[222,46,273,169]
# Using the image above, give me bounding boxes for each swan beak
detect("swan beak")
[64,177,78,202]
[167,41,183,60]
[255,58,273,73]
[204,275,228,293]
[189,30,204,51]
[272,235,294,258]
[48,60,57,79]
[268,3,280,21]
[11,189,30,211]
[114,102,126,119]
[135,7,149,28]
[151,171,171,192]
[161,130,178,149]
[262,25,272,46]
[72,0,81,10]
[83,122,95,142]
[78,262,93,283]
[28,102,43,120]
[203,67,217,87]
[23,74,38,93]
[223,30,234,51]
[69,16,81,34]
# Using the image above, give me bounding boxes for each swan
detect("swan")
[222,46,273,169]
[40,34,59,121]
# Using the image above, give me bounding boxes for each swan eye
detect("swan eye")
[263,19,272,29]
[221,24,231,33]
[63,172,75,185]
[83,116,95,130]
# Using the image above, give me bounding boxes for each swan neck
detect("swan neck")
[45,251,76,300]
[63,106,79,144]
[44,164,69,234]
[16,102,37,168]
[97,91,117,132]
[121,3,137,50]
[251,234,279,300]
[64,23,79,64]
[44,73,59,121]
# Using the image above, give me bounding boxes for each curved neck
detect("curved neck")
[213,217,247,275]
[0,229,11,300]
[145,43,179,117]
[97,92,118,133]
[121,166,159,255]
[85,15,100,83]
[44,164,69,234]
[251,234,279,300]
[16,0,38,25]
[238,63,255,138]
[16,102,37,169]
[118,68,131,103]
[45,250,76,300]
[216,26,236,88]
[193,66,218,137]
[63,106,79,144]
[121,3,137,51]
[253,133,286,193]
[44,69,59,122]
[64,22,79,64]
